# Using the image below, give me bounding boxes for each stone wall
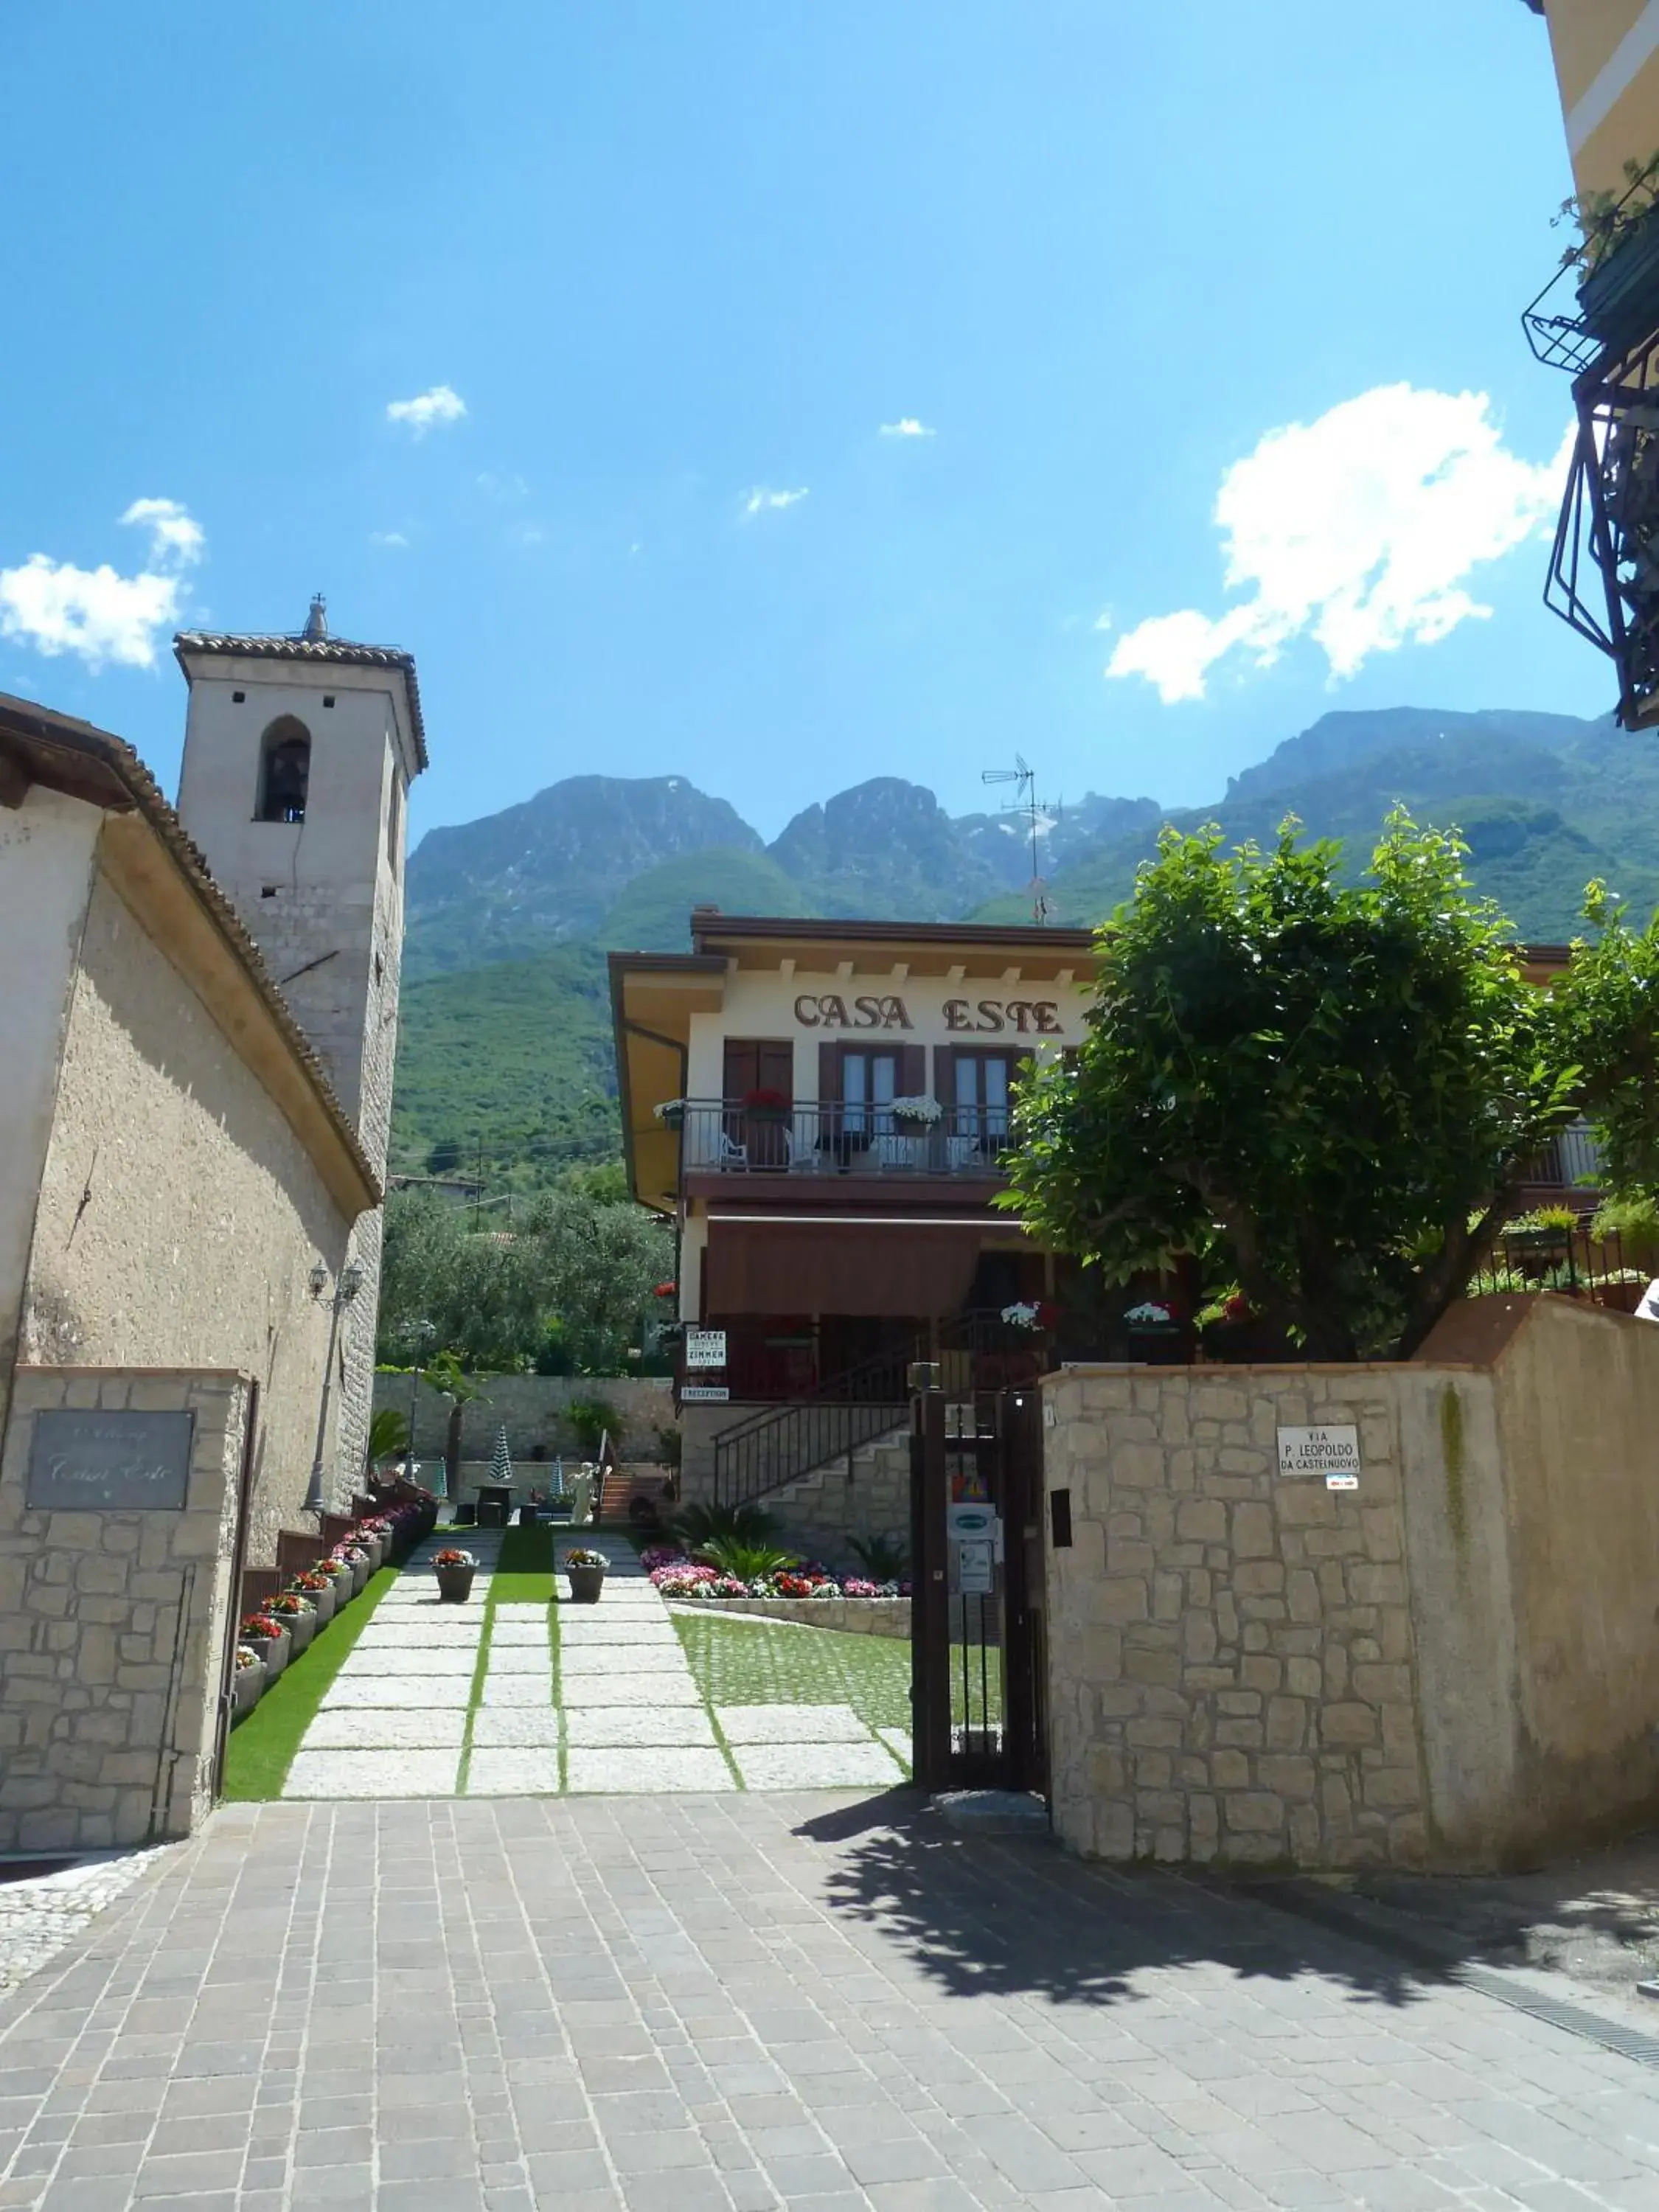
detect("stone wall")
[1042,1297,1659,1873]
[0,1367,248,1852]
[22,869,354,1565]
[678,1405,909,1565]
[376,1372,675,1464]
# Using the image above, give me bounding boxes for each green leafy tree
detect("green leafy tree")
[1548,881,1659,1200]
[1004,814,1582,1360]
[518,1182,673,1374]
[422,1350,489,1496]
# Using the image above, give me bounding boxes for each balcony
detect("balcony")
[670,1098,1012,1183]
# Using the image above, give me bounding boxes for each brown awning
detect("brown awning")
[704,1217,1012,1318]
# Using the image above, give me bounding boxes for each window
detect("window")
[256,717,310,824]
[839,1049,897,1135]
[936,1046,1021,1160]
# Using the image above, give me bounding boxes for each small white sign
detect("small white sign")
[680,1385,731,1403]
[956,1539,995,1596]
[947,1502,997,1541]
[684,1329,727,1370]
[1277,1423,1361,1489]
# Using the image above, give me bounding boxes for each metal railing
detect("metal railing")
[1467,1224,1639,1305]
[674,1099,1012,1180]
[1521,1121,1606,1192]
[707,1310,1056,1509]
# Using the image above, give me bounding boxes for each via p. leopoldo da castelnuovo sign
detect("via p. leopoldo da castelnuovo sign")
[1276,1424,1361,1490]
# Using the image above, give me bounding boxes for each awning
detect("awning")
[703,1215,1023,1318]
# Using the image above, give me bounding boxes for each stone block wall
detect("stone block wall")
[0,1366,248,1851]
[678,1406,910,1565]
[376,1372,675,1465]
[1044,1364,1431,1871]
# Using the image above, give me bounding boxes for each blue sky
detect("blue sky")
[0,1,1596,846]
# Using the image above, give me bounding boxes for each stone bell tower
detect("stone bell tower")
[173,597,428,1501]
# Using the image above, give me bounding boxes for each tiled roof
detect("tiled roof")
[173,630,428,772]
[0,689,381,1206]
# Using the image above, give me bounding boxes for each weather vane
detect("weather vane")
[981,754,1062,925]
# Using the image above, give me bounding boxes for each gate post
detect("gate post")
[908,1379,950,1790]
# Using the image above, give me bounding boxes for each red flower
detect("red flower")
[653,1281,678,1299]
[742,1087,791,1111]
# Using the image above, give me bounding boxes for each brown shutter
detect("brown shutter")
[900,1044,926,1097]
[933,1046,956,1106]
[818,1041,840,1152]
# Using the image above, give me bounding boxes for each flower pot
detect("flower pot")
[278,1607,317,1656]
[341,1551,371,1594]
[233,1665,262,1717]
[435,1562,477,1603]
[1578,205,1659,350]
[566,1564,607,1604]
[355,1531,386,1570]
[248,1627,291,1679]
[305,1582,337,1627]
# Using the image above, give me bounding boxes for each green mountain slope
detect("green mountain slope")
[599,847,810,950]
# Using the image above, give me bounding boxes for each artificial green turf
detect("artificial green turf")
[673,1613,914,1732]
[221,1565,398,1801]
[490,1523,554,1604]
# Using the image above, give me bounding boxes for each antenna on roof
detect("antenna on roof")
[981,753,1061,925]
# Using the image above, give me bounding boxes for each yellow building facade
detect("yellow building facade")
[1531,0,1659,195]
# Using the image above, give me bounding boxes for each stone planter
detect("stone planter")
[246,1626,290,1679]
[341,1551,372,1595]
[566,1563,607,1604]
[320,1571,352,1612]
[276,1606,316,1656]
[232,1664,262,1717]
[304,1582,337,1627]
[355,1531,386,1570]
[435,1562,477,1603]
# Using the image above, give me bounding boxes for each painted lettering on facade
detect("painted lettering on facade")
[790,994,1065,1034]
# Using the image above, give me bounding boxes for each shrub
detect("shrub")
[694,1536,802,1582]
[667,1500,777,1551]
[565,1395,614,1455]
[848,1531,910,1582]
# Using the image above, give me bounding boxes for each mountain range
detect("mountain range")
[392,702,1659,1181]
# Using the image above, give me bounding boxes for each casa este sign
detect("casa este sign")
[791,994,1067,1035]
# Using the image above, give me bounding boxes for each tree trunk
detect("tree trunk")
[445,1402,465,1500]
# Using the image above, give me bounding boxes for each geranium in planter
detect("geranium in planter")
[432,1546,478,1602]
[239,1612,291,1678]
[265,1590,318,1655]
[563,1548,608,1604]
[291,1568,336,1625]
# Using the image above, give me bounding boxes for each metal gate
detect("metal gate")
[909,1376,1046,1793]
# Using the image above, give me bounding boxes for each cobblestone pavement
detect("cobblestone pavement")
[282,1533,907,1800]
[4,1792,1659,2211]
[0,1854,175,2001]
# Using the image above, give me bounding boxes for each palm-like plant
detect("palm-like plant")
[694,1535,801,1582]
[366,1408,410,1472]
[667,1500,778,1551]
[848,1531,909,1582]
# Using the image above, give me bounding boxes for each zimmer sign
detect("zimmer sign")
[1276,1423,1361,1491]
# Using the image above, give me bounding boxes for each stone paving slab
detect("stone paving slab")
[319,1674,474,1708]
[332,1645,480,1674]
[560,1643,691,1675]
[877,1725,914,1769]
[301,1708,470,1750]
[561,1672,705,1708]
[282,1747,462,1798]
[732,1741,906,1789]
[479,1674,565,1707]
[717,1702,871,1744]
[470,1709,564,1748]
[465,1747,563,1795]
[484,1644,554,1674]
[566,1746,735,1792]
[564,1706,720,1747]
[487,1615,555,1644]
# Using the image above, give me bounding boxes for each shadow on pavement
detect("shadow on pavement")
[793,1793,1659,2014]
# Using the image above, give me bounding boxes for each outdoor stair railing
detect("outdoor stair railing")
[707,1310,1051,1511]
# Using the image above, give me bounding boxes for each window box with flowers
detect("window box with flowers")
[265,1590,318,1655]
[333,1544,372,1596]
[291,1568,336,1625]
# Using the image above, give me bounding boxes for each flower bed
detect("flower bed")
[641,1546,907,1601]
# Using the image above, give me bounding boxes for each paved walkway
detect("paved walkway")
[4,1793,1659,2211]
[282,1533,908,1800]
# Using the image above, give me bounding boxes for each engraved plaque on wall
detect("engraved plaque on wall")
[26,1409,195,1511]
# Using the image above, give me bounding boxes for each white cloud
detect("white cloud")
[879,417,936,439]
[386,383,467,435]
[369,530,409,549]
[1105,386,1574,704]
[742,485,809,518]
[119,497,204,566]
[0,497,205,670]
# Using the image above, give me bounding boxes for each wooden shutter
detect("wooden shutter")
[723,1040,758,1100]
[933,1046,956,1106]
[900,1044,927,1097]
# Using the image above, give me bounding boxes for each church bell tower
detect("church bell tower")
[172,598,428,1501]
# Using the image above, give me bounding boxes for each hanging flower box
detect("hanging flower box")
[1577,201,1659,349]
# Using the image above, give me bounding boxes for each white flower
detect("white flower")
[889,1095,942,1124]
[1001,1301,1041,1329]
[1124,1301,1173,1325]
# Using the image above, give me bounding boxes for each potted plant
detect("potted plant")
[232,1644,263,1717]
[433,1546,478,1603]
[1561,153,1659,348]
[564,1548,608,1604]
[239,1611,290,1679]
[891,1093,942,1135]
[265,1590,317,1656]
[291,1567,336,1626]
[315,1556,353,1607]
[653,1099,687,1130]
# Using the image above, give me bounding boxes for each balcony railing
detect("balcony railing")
[673,1098,1012,1179]
[1521,1120,1606,1192]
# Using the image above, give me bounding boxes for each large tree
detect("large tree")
[1004,813,1596,1360]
